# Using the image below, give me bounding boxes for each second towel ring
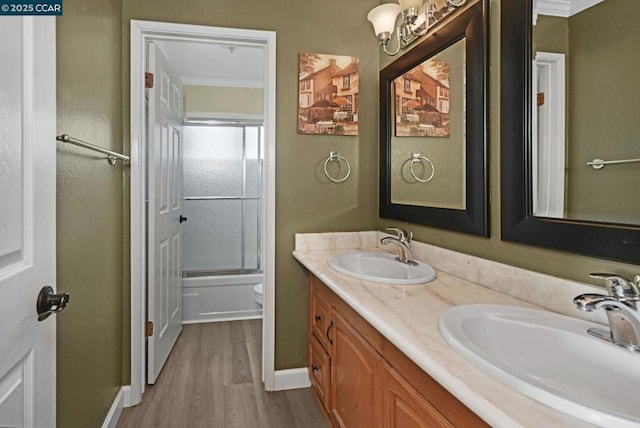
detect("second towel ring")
[409,153,435,183]
[324,151,351,183]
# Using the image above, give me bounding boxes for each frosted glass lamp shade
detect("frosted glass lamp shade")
[367,3,402,36]
[399,0,423,10]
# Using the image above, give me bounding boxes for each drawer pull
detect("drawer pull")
[327,321,334,345]
[315,314,322,322]
[311,364,319,373]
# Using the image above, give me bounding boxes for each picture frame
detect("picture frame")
[298,52,359,136]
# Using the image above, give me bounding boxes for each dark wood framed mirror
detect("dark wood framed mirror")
[379,0,488,237]
[501,0,640,264]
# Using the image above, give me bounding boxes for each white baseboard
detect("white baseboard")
[101,386,127,428]
[121,385,133,407]
[182,312,262,324]
[273,368,311,391]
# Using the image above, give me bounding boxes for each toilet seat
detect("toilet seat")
[253,283,263,307]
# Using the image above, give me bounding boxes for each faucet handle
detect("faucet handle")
[385,227,412,243]
[590,273,640,300]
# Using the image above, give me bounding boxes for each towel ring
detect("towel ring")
[324,151,351,183]
[409,153,435,183]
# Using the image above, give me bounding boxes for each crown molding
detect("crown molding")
[534,0,604,18]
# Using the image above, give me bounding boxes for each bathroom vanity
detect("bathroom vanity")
[294,231,616,427]
[307,273,486,427]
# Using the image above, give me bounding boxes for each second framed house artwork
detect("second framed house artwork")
[393,58,450,138]
[298,52,359,136]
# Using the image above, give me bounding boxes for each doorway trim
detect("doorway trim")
[130,20,277,405]
[532,51,566,217]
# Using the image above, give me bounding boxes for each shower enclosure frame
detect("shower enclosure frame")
[182,120,265,322]
[130,20,277,406]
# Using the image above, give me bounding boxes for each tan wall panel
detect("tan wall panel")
[183,85,264,115]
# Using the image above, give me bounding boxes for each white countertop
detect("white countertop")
[293,239,599,427]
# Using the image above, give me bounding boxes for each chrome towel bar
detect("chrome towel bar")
[56,134,129,165]
[587,157,640,170]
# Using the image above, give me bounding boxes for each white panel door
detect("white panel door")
[0,17,57,428]
[147,42,184,383]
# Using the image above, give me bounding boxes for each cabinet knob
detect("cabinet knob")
[311,364,318,373]
[314,314,322,322]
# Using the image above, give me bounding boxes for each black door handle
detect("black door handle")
[36,286,70,321]
[179,215,188,223]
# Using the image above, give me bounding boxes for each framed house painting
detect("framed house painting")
[393,59,451,137]
[298,52,359,136]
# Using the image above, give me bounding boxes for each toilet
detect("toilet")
[253,283,263,307]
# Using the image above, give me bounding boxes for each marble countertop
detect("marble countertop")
[293,245,597,427]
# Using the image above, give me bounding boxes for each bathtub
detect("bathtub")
[182,271,263,324]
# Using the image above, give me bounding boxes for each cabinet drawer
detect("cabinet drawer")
[309,336,331,410]
[310,277,332,350]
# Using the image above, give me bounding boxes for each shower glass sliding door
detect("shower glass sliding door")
[182,123,263,274]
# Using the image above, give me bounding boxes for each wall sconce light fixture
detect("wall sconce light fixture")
[367,0,467,56]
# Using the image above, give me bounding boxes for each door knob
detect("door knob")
[36,286,70,321]
[179,215,188,223]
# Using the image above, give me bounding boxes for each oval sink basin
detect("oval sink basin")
[439,304,640,427]
[327,251,436,285]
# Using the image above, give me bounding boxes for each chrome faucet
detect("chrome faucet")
[574,273,640,352]
[380,227,417,266]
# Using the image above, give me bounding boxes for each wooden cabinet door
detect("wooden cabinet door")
[382,363,455,428]
[330,310,382,428]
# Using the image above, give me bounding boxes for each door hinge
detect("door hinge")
[145,321,154,337]
[145,72,154,89]
[537,92,545,106]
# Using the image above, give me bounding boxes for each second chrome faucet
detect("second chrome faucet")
[574,273,640,353]
[380,227,418,266]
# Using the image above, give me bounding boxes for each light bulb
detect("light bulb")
[367,3,402,37]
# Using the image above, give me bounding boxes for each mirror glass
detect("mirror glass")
[380,0,488,237]
[390,38,466,209]
[531,0,639,225]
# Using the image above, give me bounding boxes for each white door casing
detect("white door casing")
[130,21,277,403]
[533,52,566,218]
[0,17,57,427]
[147,42,184,383]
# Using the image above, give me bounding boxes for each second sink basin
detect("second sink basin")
[439,304,640,427]
[327,251,436,285]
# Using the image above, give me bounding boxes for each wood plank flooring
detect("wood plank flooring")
[117,320,328,428]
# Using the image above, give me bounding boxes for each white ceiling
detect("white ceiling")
[157,40,265,88]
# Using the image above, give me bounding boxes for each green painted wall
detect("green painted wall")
[566,0,640,224]
[183,85,264,116]
[121,0,381,372]
[533,3,640,224]
[56,0,124,426]
[533,14,568,54]
[378,0,638,287]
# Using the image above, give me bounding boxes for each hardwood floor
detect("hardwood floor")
[117,320,328,428]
